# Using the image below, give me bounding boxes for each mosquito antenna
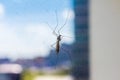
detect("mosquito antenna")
[58,10,69,34]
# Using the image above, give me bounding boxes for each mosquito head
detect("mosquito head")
[59,35,62,37]
[57,35,62,41]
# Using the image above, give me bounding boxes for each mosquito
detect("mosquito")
[46,10,72,66]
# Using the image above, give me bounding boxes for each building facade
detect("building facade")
[72,0,89,80]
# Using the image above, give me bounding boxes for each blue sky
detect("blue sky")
[0,0,75,60]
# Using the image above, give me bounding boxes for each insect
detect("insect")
[46,10,72,66]
[55,34,62,53]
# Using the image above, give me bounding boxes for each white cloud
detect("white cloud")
[0,22,55,59]
[0,3,5,18]
[0,22,74,59]
[62,9,75,20]
[0,23,27,58]
[25,23,55,49]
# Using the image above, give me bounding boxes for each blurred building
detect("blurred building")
[0,63,22,80]
[72,0,89,80]
[0,58,10,64]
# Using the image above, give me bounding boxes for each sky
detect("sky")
[0,0,75,60]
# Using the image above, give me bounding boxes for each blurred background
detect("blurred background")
[0,0,120,80]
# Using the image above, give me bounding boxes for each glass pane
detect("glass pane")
[0,0,89,80]
[0,0,76,80]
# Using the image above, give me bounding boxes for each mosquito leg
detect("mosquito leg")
[52,31,58,37]
[60,35,73,41]
[53,10,58,35]
[51,42,59,68]
[58,10,69,34]
[61,47,73,64]
[62,35,73,38]
[52,10,59,37]
[45,22,58,37]
[55,54,59,69]
[51,42,57,49]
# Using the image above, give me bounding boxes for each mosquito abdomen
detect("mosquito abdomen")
[56,41,60,54]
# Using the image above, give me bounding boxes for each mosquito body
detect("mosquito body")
[56,35,62,54]
[46,10,72,66]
